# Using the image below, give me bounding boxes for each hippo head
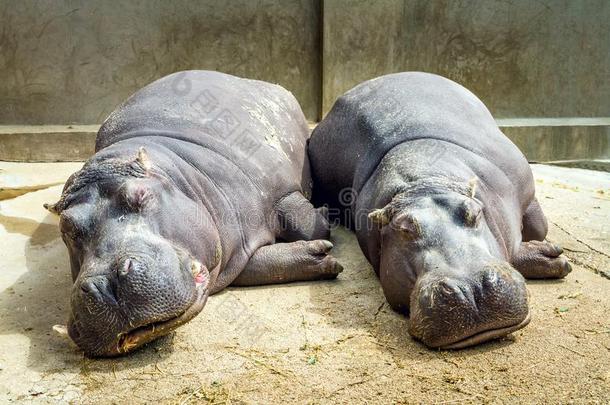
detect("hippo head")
[46,148,220,356]
[369,178,529,349]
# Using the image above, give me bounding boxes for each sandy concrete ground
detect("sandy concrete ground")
[0,163,608,404]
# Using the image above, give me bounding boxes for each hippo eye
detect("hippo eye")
[60,205,92,240]
[60,215,83,240]
[120,182,152,211]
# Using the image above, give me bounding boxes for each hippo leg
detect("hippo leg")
[513,198,571,278]
[231,240,343,286]
[276,191,330,241]
[512,240,572,279]
[521,198,548,241]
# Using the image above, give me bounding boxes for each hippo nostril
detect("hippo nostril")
[483,270,500,285]
[480,265,526,295]
[436,280,454,296]
[440,280,476,310]
[81,279,100,299]
[80,276,118,305]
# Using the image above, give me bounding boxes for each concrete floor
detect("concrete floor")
[0,163,608,403]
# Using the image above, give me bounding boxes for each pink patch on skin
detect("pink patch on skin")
[195,272,206,285]
[120,258,133,276]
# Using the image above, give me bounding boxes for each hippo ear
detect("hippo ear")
[43,202,60,215]
[368,207,391,226]
[468,177,478,199]
[136,147,152,172]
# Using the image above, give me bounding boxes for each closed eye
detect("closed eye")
[60,216,82,239]
[60,204,93,240]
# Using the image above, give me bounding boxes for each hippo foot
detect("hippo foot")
[512,240,572,279]
[293,240,344,280]
[232,240,343,286]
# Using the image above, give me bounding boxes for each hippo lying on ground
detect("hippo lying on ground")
[308,72,571,349]
[46,70,341,356]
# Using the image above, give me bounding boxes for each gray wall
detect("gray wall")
[0,0,608,162]
[322,0,610,118]
[0,0,321,124]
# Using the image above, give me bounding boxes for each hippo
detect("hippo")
[46,70,342,357]
[308,72,571,349]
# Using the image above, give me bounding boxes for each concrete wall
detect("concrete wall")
[0,0,608,162]
[322,0,610,118]
[0,0,321,124]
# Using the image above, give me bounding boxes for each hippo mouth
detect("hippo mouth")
[439,311,531,350]
[110,266,211,356]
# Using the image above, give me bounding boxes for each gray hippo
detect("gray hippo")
[308,72,571,349]
[46,70,341,357]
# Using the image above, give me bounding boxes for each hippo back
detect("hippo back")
[309,72,530,198]
[97,70,312,197]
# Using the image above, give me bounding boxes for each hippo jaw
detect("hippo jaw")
[110,270,211,356]
[438,311,531,350]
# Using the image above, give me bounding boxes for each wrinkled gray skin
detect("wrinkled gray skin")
[308,72,571,349]
[46,71,341,357]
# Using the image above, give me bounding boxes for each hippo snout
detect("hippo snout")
[67,244,209,356]
[408,263,530,349]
